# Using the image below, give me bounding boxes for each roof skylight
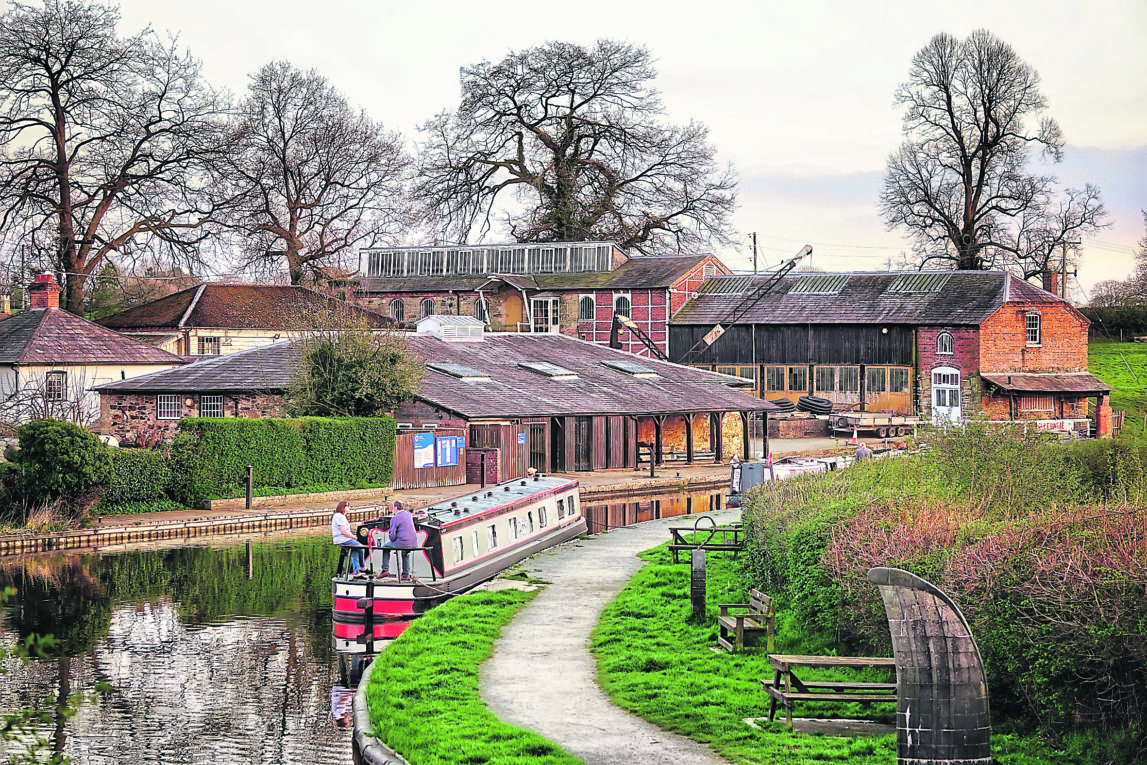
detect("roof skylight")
[601,360,660,378]
[518,361,578,380]
[887,273,950,293]
[789,274,849,295]
[428,363,491,382]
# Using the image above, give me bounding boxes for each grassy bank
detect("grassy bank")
[364,587,579,765]
[592,541,1075,764]
[1090,339,1147,438]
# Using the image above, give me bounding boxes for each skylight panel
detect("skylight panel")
[428,363,490,381]
[887,273,951,293]
[518,361,578,380]
[601,360,660,378]
[788,274,849,295]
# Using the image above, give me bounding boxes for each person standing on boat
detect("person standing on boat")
[380,500,417,582]
[332,501,364,575]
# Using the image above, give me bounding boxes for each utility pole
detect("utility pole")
[1061,242,1068,299]
[749,232,758,275]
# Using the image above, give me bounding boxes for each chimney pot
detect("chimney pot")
[27,273,61,309]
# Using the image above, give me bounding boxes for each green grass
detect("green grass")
[365,588,580,765]
[1090,339,1147,438]
[591,543,1092,764]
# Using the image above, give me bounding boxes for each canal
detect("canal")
[0,489,723,764]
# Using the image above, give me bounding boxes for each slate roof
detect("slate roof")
[672,271,1068,326]
[98,332,775,418]
[981,372,1111,394]
[0,309,186,365]
[98,284,391,331]
[357,255,715,294]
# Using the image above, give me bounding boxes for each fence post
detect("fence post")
[246,465,253,510]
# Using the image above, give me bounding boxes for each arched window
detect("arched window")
[473,297,490,323]
[578,295,595,321]
[390,299,405,322]
[936,331,954,355]
[420,298,435,318]
[613,294,630,318]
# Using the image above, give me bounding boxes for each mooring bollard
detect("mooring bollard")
[246,465,253,510]
[690,548,706,620]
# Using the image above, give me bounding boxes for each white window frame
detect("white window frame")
[452,536,465,564]
[488,524,499,549]
[197,336,221,355]
[936,332,954,355]
[578,295,595,321]
[390,299,405,322]
[44,371,66,401]
[473,297,490,324]
[420,298,435,319]
[507,516,519,540]
[471,530,480,559]
[156,394,183,420]
[613,293,631,318]
[200,394,224,418]
[538,507,548,528]
[1026,312,1041,346]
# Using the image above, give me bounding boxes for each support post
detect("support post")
[653,415,665,466]
[762,412,770,462]
[684,413,695,464]
[480,453,487,488]
[713,412,725,463]
[739,411,750,460]
[246,465,253,510]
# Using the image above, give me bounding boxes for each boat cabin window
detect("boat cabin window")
[488,525,499,549]
[557,498,565,519]
[508,517,519,540]
[452,536,464,564]
[527,511,535,533]
[472,530,480,558]
[539,507,548,528]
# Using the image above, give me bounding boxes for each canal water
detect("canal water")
[0,489,722,764]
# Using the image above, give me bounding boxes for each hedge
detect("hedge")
[171,416,396,504]
[1081,307,1147,338]
[102,449,175,507]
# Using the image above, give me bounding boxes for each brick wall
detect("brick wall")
[668,255,728,314]
[979,302,1089,373]
[636,412,744,461]
[915,326,980,421]
[101,391,286,445]
[575,289,670,358]
[392,400,468,429]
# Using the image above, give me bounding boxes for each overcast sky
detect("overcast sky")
[116,0,1147,300]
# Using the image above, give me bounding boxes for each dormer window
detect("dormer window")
[936,332,954,355]
[1026,312,1041,346]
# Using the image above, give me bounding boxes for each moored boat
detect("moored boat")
[332,474,584,652]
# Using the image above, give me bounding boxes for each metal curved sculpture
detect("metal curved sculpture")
[867,567,991,764]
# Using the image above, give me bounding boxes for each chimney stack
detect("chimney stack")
[1041,270,1059,296]
[28,273,61,309]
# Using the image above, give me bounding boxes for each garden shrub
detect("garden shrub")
[101,448,174,507]
[14,420,111,512]
[171,416,395,504]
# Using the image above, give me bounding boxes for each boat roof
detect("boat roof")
[421,474,577,525]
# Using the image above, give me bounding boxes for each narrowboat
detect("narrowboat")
[332,474,584,653]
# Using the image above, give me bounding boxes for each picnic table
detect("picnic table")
[763,654,897,728]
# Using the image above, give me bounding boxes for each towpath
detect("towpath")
[481,506,741,765]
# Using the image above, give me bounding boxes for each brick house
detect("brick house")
[98,283,391,357]
[0,274,185,428]
[97,316,775,476]
[354,242,729,358]
[670,271,1113,436]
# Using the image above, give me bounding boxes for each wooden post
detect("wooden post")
[690,549,706,621]
[762,412,770,462]
[684,413,695,464]
[714,412,724,463]
[480,452,487,488]
[739,411,750,460]
[653,415,664,465]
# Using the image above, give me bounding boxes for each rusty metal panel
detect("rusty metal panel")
[867,567,991,765]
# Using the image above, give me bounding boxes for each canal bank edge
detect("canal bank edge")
[0,470,728,557]
[352,658,408,765]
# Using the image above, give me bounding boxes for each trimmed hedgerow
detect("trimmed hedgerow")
[101,448,174,507]
[170,416,395,504]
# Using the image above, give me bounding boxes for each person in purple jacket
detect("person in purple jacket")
[379,501,418,581]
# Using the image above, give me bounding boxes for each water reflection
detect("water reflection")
[581,491,722,534]
[0,534,356,765]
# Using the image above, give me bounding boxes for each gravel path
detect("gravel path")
[480,508,740,765]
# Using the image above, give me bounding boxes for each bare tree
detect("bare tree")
[0,367,100,429]
[879,30,1107,277]
[414,40,737,254]
[1087,210,1147,306]
[0,0,231,314]
[216,62,410,285]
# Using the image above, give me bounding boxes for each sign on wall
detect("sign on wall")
[517,432,527,445]
[413,432,435,468]
[436,436,460,467]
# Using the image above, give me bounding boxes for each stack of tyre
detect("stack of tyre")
[796,395,833,416]
[769,397,796,414]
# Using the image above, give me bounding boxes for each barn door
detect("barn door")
[529,423,547,472]
[574,416,592,471]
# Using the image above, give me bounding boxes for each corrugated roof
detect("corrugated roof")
[358,255,717,294]
[0,309,186,365]
[981,373,1111,394]
[98,332,776,418]
[672,271,1066,326]
[99,284,391,331]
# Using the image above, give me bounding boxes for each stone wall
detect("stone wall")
[101,391,287,445]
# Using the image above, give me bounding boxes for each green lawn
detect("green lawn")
[1089,339,1147,437]
[591,543,1092,764]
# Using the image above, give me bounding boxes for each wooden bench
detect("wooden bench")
[668,524,744,563]
[763,654,897,728]
[717,588,775,652]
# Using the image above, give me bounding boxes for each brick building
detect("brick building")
[354,242,729,358]
[97,316,775,478]
[99,283,391,356]
[671,271,1112,436]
